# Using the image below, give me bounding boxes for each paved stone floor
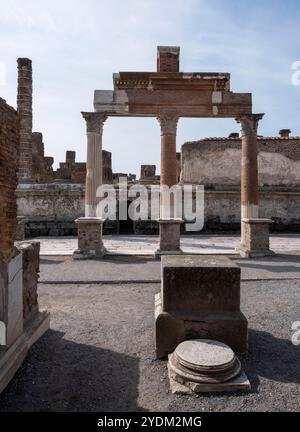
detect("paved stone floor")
[34,233,300,256]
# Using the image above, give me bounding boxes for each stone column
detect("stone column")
[156,114,182,256]
[74,113,106,259]
[82,113,106,217]
[17,58,33,182]
[236,113,273,257]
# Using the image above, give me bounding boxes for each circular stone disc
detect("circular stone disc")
[175,339,236,372]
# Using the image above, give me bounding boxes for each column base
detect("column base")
[73,217,106,260]
[237,218,274,258]
[155,218,183,258]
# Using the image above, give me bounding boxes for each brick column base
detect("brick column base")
[237,218,274,258]
[73,217,106,259]
[155,219,183,258]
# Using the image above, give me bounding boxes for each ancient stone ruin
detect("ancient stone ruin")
[0,96,49,393]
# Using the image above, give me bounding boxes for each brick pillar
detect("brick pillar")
[74,113,106,259]
[236,113,273,257]
[17,58,33,182]
[156,114,182,256]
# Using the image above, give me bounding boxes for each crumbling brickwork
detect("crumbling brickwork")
[17,58,32,182]
[157,46,180,72]
[103,150,113,183]
[32,132,54,182]
[0,98,19,263]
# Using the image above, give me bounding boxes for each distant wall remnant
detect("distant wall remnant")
[181,135,300,187]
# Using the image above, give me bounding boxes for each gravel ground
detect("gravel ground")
[0,276,299,412]
[39,254,300,283]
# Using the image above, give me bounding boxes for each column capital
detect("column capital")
[157,113,179,135]
[236,113,264,136]
[82,112,107,134]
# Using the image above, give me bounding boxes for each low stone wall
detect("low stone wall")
[17,184,300,236]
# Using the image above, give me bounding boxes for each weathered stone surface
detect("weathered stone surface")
[168,363,250,394]
[15,216,27,241]
[157,219,182,254]
[17,241,40,324]
[74,217,106,259]
[162,255,240,313]
[155,255,248,358]
[168,339,250,393]
[6,252,23,349]
[181,135,300,187]
[0,98,19,263]
[239,218,274,257]
[0,311,50,394]
[17,58,33,182]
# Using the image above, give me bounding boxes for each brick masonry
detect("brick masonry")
[17,58,33,182]
[0,98,19,263]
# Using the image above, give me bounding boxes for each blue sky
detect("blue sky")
[1,0,300,175]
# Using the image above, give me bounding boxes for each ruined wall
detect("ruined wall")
[17,183,85,236]
[182,136,300,187]
[32,132,54,183]
[103,150,113,183]
[0,98,19,263]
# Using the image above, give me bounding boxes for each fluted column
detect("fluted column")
[83,113,106,217]
[73,113,107,260]
[156,114,182,255]
[236,113,273,257]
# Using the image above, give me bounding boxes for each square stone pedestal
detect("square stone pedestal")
[15,216,27,241]
[155,218,183,258]
[155,255,248,359]
[238,218,274,258]
[73,217,106,259]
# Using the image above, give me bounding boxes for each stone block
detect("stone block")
[74,217,106,259]
[239,218,274,258]
[17,241,40,325]
[156,219,182,255]
[0,311,50,394]
[155,255,248,358]
[15,216,27,241]
[6,252,23,349]
[162,255,240,313]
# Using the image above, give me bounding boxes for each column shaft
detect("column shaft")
[84,115,106,217]
[85,132,100,217]
[240,116,259,220]
[156,114,182,254]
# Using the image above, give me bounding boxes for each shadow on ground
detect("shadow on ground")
[242,328,300,392]
[0,329,147,412]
